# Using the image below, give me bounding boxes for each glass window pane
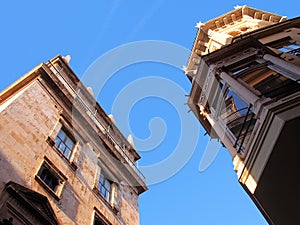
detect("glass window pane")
[104,181,110,190]
[55,128,75,159]
[55,138,61,147]
[98,173,112,202]
[39,166,59,192]
[58,144,66,153]
[66,138,74,149]
[100,175,104,183]
[64,149,71,159]
[58,130,66,140]
[100,187,105,196]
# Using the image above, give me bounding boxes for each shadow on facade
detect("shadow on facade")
[0,150,60,224]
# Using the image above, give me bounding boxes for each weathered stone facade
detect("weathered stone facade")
[0,55,147,225]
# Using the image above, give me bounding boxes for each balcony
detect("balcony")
[218,94,256,154]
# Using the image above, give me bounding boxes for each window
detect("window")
[94,214,108,225]
[278,43,300,53]
[35,158,66,199]
[47,120,79,170]
[97,174,112,202]
[218,87,256,153]
[267,36,300,56]
[93,167,119,212]
[39,168,59,192]
[55,128,75,159]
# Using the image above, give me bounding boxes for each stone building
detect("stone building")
[185,5,300,224]
[0,55,147,225]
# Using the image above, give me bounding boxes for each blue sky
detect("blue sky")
[0,1,299,225]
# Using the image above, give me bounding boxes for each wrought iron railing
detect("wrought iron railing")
[287,47,300,57]
[221,106,249,125]
[221,104,256,154]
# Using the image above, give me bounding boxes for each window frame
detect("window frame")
[267,36,300,54]
[39,167,60,192]
[54,127,75,160]
[35,157,67,200]
[93,213,109,225]
[47,118,79,170]
[93,208,111,225]
[97,174,112,202]
[93,165,120,214]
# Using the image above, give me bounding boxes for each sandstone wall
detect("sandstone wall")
[0,80,141,225]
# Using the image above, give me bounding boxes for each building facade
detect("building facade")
[0,55,147,225]
[186,6,300,224]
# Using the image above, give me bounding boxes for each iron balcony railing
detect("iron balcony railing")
[287,47,300,57]
[221,104,256,154]
[48,61,146,182]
